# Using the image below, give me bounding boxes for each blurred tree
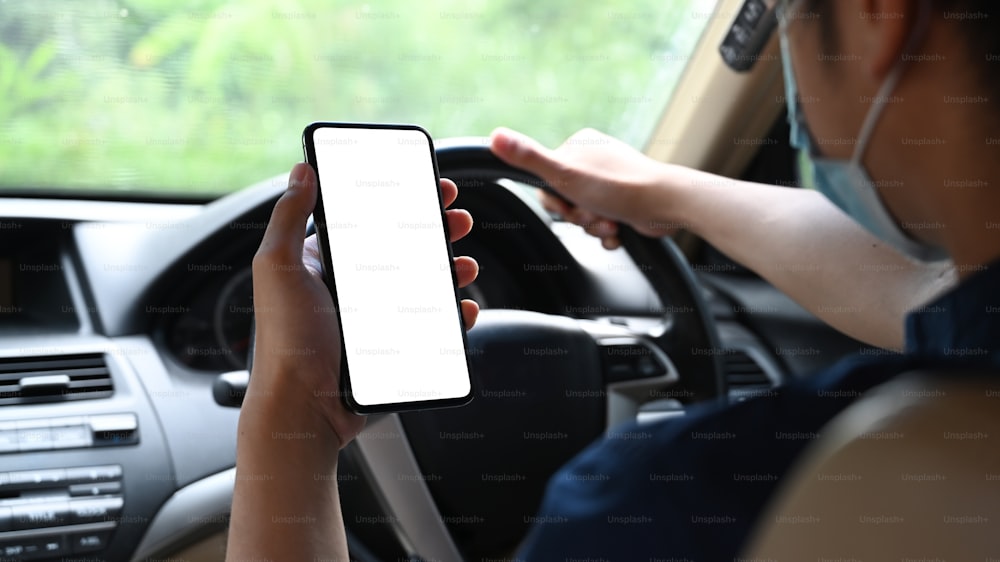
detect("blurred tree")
[0,0,707,193]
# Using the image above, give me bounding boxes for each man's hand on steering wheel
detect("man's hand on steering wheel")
[489,127,686,249]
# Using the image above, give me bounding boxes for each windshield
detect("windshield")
[2,0,720,196]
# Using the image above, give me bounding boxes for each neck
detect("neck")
[913,122,1000,280]
[864,39,1000,280]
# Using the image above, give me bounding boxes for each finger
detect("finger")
[601,235,621,250]
[490,127,568,184]
[301,234,324,277]
[441,178,458,208]
[461,299,480,330]
[540,191,573,217]
[446,208,473,242]
[453,256,479,287]
[569,209,602,229]
[254,163,316,270]
[583,219,618,238]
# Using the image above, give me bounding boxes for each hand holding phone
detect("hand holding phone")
[303,123,475,414]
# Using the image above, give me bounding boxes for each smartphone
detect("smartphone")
[302,122,474,414]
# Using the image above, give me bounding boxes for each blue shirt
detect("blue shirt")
[517,263,1000,561]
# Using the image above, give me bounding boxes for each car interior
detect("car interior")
[1,0,995,560]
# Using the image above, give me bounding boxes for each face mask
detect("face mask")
[777,2,947,262]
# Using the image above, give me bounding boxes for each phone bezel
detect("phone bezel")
[302,121,475,415]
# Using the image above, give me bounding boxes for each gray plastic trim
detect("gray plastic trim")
[74,174,289,336]
[0,521,116,541]
[131,417,466,562]
[130,468,235,562]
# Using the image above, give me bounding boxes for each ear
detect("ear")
[860,0,924,79]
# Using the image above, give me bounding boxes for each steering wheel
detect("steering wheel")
[215,141,726,560]
[329,142,726,561]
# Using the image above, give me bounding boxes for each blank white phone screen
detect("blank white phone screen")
[311,126,470,407]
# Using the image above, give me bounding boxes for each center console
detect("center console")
[0,350,176,561]
[0,463,124,558]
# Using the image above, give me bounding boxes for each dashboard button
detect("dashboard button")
[88,413,137,432]
[88,414,138,446]
[0,542,27,558]
[11,468,66,488]
[15,426,52,452]
[32,536,67,558]
[69,497,123,523]
[0,429,18,453]
[7,468,66,489]
[65,464,122,484]
[2,536,68,560]
[69,481,122,497]
[11,500,69,529]
[72,530,111,554]
[50,424,92,449]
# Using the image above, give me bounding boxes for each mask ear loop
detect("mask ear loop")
[777,0,817,154]
[851,0,934,165]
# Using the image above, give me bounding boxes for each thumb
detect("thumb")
[255,163,317,270]
[490,127,568,185]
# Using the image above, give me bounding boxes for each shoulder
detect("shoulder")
[517,358,911,560]
[516,398,775,559]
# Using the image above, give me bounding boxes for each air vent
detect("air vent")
[723,349,772,403]
[0,354,113,406]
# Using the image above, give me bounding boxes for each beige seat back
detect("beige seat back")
[744,372,1000,560]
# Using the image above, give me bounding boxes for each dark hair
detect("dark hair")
[804,0,998,96]
[798,0,835,53]
[952,1,1000,94]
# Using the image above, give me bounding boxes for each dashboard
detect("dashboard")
[0,162,794,560]
[164,267,254,372]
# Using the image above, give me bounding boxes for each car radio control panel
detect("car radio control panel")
[0,464,124,559]
[0,349,180,561]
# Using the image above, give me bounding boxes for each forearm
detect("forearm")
[654,165,955,350]
[227,387,349,562]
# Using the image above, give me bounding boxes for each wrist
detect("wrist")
[638,162,695,235]
[239,372,344,455]
[229,384,348,561]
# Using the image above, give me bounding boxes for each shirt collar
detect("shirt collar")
[905,262,1000,357]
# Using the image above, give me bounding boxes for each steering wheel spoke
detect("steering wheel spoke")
[575,319,682,427]
[350,414,465,562]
